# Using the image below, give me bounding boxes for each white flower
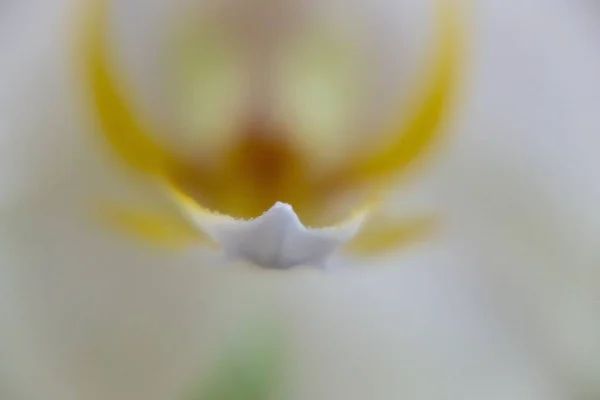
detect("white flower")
[75,0,462,269]
[1,0,599,399]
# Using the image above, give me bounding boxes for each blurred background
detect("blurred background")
[0,0,599,399]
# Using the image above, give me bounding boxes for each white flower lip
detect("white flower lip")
[171,189,368,269]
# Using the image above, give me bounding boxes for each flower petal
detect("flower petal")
[319,0,463,189]
[170,187,368,269]
[97,200,215,250]
[345,214,437,255]
[81,0,173,177]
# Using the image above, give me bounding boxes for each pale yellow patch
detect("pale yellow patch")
[97,201,215,250]
[346,214,438,255]
[276,27,362,168]
[171,24,248,155]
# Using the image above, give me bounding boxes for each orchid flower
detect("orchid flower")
[79,0,462,270]
[1,0,600,399]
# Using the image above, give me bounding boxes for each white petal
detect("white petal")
[0,1,581,399]
[0,3,244,398]
[435,0,600,394]
[173,193,367,269]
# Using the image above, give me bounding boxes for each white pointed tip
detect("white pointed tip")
[269,202,294,214]
[171,194,370,269]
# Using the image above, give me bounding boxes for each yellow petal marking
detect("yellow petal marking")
[318,0,462,191]
[82,0,463,232]
[97,201,215,250]
[82,0,174,177]
[346,214,438,255]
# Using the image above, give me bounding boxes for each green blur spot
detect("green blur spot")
[187,322,285,400]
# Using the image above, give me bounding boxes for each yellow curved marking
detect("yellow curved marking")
[82,0,463,234]
[83,0,173,177]
[167,183,230,223]
[97,201,215,250]
[340,1,461,252]
[168,180,373,234]
[345,214,437,255]
[321,0,462,189]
